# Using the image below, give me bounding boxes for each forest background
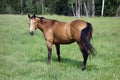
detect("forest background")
[0,0,120,17]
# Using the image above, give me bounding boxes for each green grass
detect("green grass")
[0,14,120,80]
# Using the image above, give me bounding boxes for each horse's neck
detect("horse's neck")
[38,19,51,32]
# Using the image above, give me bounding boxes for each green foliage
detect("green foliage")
[23,0,42,14]
[0,0,119,16]
[44,0,71,15]
[36,2,42,14]
[24,0,34,14]
[0,15,120,80]
[7,0,21,14]
[0,0,7,14]
[44,0,58,14]
[54,0,70,15]
[116,0,120,3]
[95,0,102,16]
[104,0,118,16]
[95,0,119,16]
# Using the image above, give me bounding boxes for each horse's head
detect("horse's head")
[28,14,38,36]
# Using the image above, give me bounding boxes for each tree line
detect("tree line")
[0,0,120,17]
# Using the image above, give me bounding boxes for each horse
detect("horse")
[28,14,95,70]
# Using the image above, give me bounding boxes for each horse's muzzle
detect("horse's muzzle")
[29,31,34,36]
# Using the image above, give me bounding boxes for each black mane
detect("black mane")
[38,17,45,20]
[38,17,45,24]
[37,16,57,25]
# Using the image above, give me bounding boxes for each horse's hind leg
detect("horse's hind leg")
[81,46,89,71]
[77,42,89,71]
[55,44,61,61]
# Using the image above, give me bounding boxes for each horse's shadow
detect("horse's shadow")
[28,56,83,68]
[57,57,83,68]
[28,56,98,71]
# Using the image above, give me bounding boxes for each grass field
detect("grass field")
[0,15,120,80]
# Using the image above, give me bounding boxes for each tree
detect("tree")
[83,1,89,17]
[21,0,23,14]
[86,0,95,17]
[24,0,34,13]
[71,1,75,16]
[91,0,95,17]
[0,0,7,14]
[115,0,120,16]
[41,0,44,14]
[0,0,119,16]
[70,0,82,17]
[44,0,58,14]
[55,0,70,15]
[116,4,120,16]
[101,0,105,16]
[75,0,81,18]
[104,0,118,16]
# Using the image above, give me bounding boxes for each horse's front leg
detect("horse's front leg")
[46,41,53,64]
[55,44,61,61]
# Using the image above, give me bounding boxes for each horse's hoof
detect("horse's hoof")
[82,65,86,71]
[58,59,61,62]
[82,67,86,71]
[48,61,51,64]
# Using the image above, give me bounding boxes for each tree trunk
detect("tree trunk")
[87,0,91,16]
[41,0,44,14]
[71,2,75,16]
[75,0,81,18]
[20,0,23,14]
[101,0,105,16]
[76,0,78,16]
[84,2,89,17]
[91,0,95,17]
[80,1,82,16]
[115,4,120,17]
[77,0,81,18]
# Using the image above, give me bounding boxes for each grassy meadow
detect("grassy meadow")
[0,15,120,80]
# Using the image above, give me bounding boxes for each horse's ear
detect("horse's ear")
[33,14,36,18]
[28,14,30,18]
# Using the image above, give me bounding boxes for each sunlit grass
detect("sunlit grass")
[0,15,120,80]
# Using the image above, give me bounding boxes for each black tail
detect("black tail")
[81,23,95,55]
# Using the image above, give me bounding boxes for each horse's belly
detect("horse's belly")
[53,38,75,44]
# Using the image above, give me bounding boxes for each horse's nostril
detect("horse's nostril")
[29,31,34,36]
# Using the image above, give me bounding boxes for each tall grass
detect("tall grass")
[0,15,120,80]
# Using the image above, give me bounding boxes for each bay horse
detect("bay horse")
[28,14,95,70]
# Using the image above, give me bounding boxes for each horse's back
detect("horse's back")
[71,20,87,30]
